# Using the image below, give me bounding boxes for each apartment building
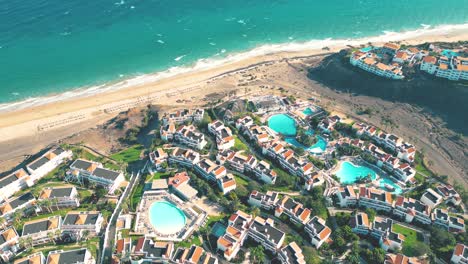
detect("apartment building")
[168,147,200,168]
[248,216,286,253]
[217,174,237,195]
[149,148,168,171]
[420,188,443,208]
[39,186,80,208]
[305,216,331,249]
[26,147,72,183]
[0,169,30,203]
[393,196,432,225]
[304,172,324,191]
[168,172,198,201]
[132,237,173,262]
[172,245,218,264]
[13,252,46,264]
[350,212,371,235]
[161,109,204,125]
[358,187,394,213]
[69,159,125,194]
[194,158,226,182]
[174,125,207,150]
[217,211,252,261]
[336,186,358,207]
[433,208,465,233]
[22,216,62,246]
[0,192,36,219]
[275,196,312,225]
[252,160,277,184]
[208,120,235,151]
[248,190,279,210]
[451,243,468,264]
[46,248,95,264]
[437,184,462,206]
[62,211,104,236]
[278,242,306,264]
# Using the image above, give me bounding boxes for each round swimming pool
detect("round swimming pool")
[149,201,186,235]
[268,114,296,136]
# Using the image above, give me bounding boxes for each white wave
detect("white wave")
[11,92,19,96]
[1,23,468,113]
[174,55,186,61]
[60,32,71,36]
[237,20,246,25]
[130,5,135,9]
[421,24,431,29]
[157,33,163,37]
[157,39,165,44]
[115,0,124,5]
[209,42,216,46]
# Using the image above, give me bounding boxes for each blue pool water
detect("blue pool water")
[441,49,459,58]
[303,108,315,116]
[268,114,297,136]
[336,161,402,194]
[285,136,328,154]
[360,46,374,52]
[149,201,186,235]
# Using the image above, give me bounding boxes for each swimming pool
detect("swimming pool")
[441,49,459,58]
[303,107,315,116]
[149,201,186,235]
[336,161,377,184]
[285,135,327,154]
[335,161,402,194]
[268,114,297,136]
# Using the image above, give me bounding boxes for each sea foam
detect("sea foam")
[0,23,467,113]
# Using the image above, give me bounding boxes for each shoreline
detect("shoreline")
[0,27,467,143]
[1,23,468,114]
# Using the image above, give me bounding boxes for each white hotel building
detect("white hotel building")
[350,51,404,80]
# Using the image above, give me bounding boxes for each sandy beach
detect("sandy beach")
[0,28,467,184]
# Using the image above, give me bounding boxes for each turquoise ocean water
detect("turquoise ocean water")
[1,0,467,109]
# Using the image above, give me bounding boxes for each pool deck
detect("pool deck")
[134,190,207,241]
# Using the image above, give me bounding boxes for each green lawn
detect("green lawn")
[177,235,202,248]
[414,152,434,177]
[130,182,145,210]
[234,175,249,188]
[392,224,421,244]
[233,136,249,152]
[153,171,172,180]
[110,145,144,163]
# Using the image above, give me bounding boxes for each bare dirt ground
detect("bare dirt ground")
[0,54,465,187]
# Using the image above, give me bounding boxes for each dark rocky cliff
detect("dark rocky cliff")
[307,50,468,134]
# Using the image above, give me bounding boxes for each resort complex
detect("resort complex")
[350,42,468,81]
[0,92,465,264]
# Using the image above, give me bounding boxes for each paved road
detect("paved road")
[100,166,142,263]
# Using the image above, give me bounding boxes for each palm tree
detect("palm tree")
[250,246,265,264]
[18,237,27,249]
[48,232,56,245]
[51,198,60,211]
[26,236,34,248]
[12,209,23,224]
[81,230,90,242]
[251,207,260,218]
[0,217,6,229]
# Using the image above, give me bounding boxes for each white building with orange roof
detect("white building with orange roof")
[382,42,401,55]
[380,231,405,252]
[208,120,235,150]
[26,147,72,183]
[278,242,306,264]
[132,237,173,262]
[0,168,30,203]
[69,159,125,194]
[149,148,168,170]
[393,162,416,183]
[304,171,324,191]
[161,109,204,125]
[13,252,46,264]
[174,125,207,150]
[62,211,103,236]
[393,50,412,64]
[167,171,198,200]
[248,216,286,252]
[358,187,394,213]
[235,116,254,131]
[393,196,431,225]
[0,228,19,257]
[305,216,331,249]
[46,248,95,264]
[275,196,312,225]
[433,208,465,233]
[168,147,200,168]
[244,125,276,144]
[38,186,80,208]
[336,186,358,207]
[217,174,237,195]
[217,211,252,261]
[172,245,217,264]
[160,122,176,141]
[451,244,468,264]
[252,160,277,184]
[194,158,226,182]
[384,253,423,264]
[350,50,404,80]
[436,184,462,206]
[420,188,443,208]
[397,142,416,164]
[420,55,438,74]
[22,216,62,246]
[350,212,371,235]
[223,151,257,173]
[248,190,279,210]
[0,192,36,220]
